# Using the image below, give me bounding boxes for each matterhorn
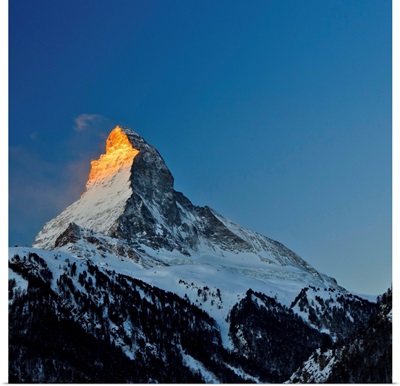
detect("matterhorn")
[9,126,392,383]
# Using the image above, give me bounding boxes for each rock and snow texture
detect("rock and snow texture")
[286,348,338,383]
[287,287,392,383]
[9,246,385,383]
[33,125,338,292]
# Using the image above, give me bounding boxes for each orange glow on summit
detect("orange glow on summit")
[85,126,139,189]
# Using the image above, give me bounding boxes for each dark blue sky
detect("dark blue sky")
[9,0,391,295]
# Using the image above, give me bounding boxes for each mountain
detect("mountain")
[9,126,390,383]
[33,126,337,290]
[288,286,392,383]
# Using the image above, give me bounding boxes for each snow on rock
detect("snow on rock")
[180,349,220,383]
[286,348,337,383]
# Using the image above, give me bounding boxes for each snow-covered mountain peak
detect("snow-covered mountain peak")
[33,126,172,250]
[33,125,340,291]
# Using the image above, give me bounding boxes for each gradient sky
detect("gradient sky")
[8,0,392,295]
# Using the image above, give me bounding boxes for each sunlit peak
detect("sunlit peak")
[105,126,133,154]
[84,126,139,191]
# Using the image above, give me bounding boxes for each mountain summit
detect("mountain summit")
[33,126,336,289]
[33,126,169,249]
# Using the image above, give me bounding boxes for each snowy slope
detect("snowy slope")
[8,246,271,382]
